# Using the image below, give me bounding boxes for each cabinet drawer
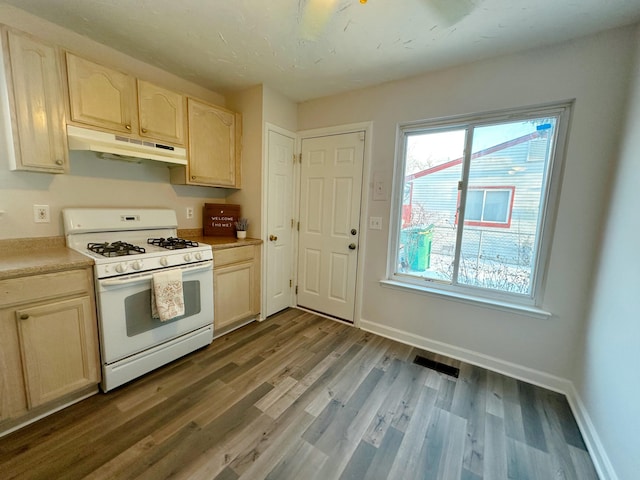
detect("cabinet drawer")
[214,246,255,268]
[0,269,91,307]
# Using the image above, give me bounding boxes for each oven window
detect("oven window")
[124,280,202,336]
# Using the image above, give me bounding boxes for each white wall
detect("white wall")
[226,84,298,239]
[0,5,230,239]
[298,26,635,382]
[573,28,640,480]
[226,85,264,239]
[263,85,298,133]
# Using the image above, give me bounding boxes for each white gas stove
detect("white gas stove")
[63,208,214,391]
[63,208,213,278]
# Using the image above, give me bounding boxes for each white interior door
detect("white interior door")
[265,129,295,317]
[297,131,365,322]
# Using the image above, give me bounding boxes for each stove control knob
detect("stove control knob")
[160,257,169,267]
[195,252,203,261]
[132,260,142,271]
[115,263,127,274]
[183,253,192,262]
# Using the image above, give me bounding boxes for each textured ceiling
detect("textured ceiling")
[5,0,640,102]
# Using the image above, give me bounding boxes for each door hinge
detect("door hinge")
[295,285,298,295]
[297,221,300,231]
[458,180,464,191]
[291,218,295,228]
[289,279,292,288]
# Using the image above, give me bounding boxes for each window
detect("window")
[389,103,571,307]
[458,186,515,228]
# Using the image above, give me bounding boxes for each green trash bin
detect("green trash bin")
[401,225,434,271]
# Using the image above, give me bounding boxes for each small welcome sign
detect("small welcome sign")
[203,203,241,236]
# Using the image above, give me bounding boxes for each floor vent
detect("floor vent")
[413,355,460,378]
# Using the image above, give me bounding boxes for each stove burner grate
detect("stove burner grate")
[147,237,199,250]
[87,241,146,257]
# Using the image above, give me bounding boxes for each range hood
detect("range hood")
[67,125,187,166]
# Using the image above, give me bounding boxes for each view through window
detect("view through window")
[392,104,571,304]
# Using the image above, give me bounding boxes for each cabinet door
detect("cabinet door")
[16,296,100,409]
[3,29,68,173]
[214,261,256,329]
[0,307,27,422]
[187,98,241,187]
[66,52,137,134]
[138,80,185,146]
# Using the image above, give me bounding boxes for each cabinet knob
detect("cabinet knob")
[19,313,29,320]
[269,234,278,242]
[141,128,147,133]
[125,124,131,130]
[55,159,63,166]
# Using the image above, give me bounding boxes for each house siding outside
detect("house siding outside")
[406,134,549,269]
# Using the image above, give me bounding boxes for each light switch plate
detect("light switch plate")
[373,171,387,201]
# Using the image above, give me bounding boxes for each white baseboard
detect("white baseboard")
[359,318,571,393]
[359,317,618,480]
[565,384,619,480]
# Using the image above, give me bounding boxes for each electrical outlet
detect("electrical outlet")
[369,216,382,230]
[186,207,194,219]
[33,205,50,223]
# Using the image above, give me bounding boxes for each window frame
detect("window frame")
[386,101,573,309]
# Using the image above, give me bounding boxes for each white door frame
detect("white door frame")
[295,121,373,328]
[261,122,297,319]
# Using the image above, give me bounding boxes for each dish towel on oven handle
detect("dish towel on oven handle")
[151,268,185,321]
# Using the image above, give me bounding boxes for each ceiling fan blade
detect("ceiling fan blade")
[299,0,339,40]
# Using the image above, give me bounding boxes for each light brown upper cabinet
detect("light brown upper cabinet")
[66,53,185,146]
[171,97,242,188]
[0,28,68,173]
[66,52,137,135]
[137,79,186,145]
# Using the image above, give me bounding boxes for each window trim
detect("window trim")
[387,101,573,309]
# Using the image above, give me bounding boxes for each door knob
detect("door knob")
[348,243,356,250]
[269,234,278,242]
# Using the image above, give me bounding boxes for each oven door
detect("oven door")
[96,261,213,364]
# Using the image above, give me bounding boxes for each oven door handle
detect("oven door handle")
[100,261,213,287]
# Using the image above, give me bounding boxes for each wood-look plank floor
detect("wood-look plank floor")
[0,309,599,480]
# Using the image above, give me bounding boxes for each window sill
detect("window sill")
[379,279,552,319]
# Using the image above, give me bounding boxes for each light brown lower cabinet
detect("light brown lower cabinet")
[213,245,261,332]
[0,268,100,434]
